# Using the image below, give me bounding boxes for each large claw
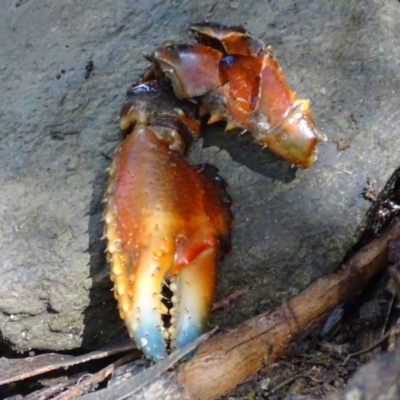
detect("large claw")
[104,83,232,361]
[152,23,326,168]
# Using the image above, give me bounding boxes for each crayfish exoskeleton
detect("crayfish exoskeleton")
[104,22,325,362]
[150,22,326,168]
[103,81,232,361]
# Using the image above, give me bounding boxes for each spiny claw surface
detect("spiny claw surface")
[104,83,232,361]
[151,22,326,168]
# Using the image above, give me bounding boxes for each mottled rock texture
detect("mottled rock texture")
[0,0,399,352]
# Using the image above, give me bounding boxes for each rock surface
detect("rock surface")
[0,0,399,352]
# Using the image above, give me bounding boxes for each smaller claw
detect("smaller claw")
[152,23,325,168]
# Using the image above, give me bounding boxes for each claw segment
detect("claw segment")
[124,240,175,361]
[152,22,325,168]
[153,44,221,99]
[173,247,216,350]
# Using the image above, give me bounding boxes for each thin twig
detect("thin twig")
[24,374,82,400]
[267,372,311,395]
[342,331,392,366]
[0,338,134,386]
[343,263,400,365]
[54,352,136,400]
[389,264,400,299]
[212,286,249,311]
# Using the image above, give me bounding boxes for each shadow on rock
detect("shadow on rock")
[81,163,126,350]
[202,124,297,183]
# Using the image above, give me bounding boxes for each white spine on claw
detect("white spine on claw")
[168,276,180,346]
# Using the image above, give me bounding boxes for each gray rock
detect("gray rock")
[0,0,399,352]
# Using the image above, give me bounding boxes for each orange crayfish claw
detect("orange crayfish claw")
[104,84,232,361]
[152,22,326,168]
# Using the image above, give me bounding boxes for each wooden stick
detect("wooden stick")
[55,352,136,400]
[177,219,400,399]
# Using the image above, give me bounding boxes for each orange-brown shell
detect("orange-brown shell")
[152,23,326,168]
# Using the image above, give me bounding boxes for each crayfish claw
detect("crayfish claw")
[151,23,325,168]
[105,83,232,362]
[104,21,325,363]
